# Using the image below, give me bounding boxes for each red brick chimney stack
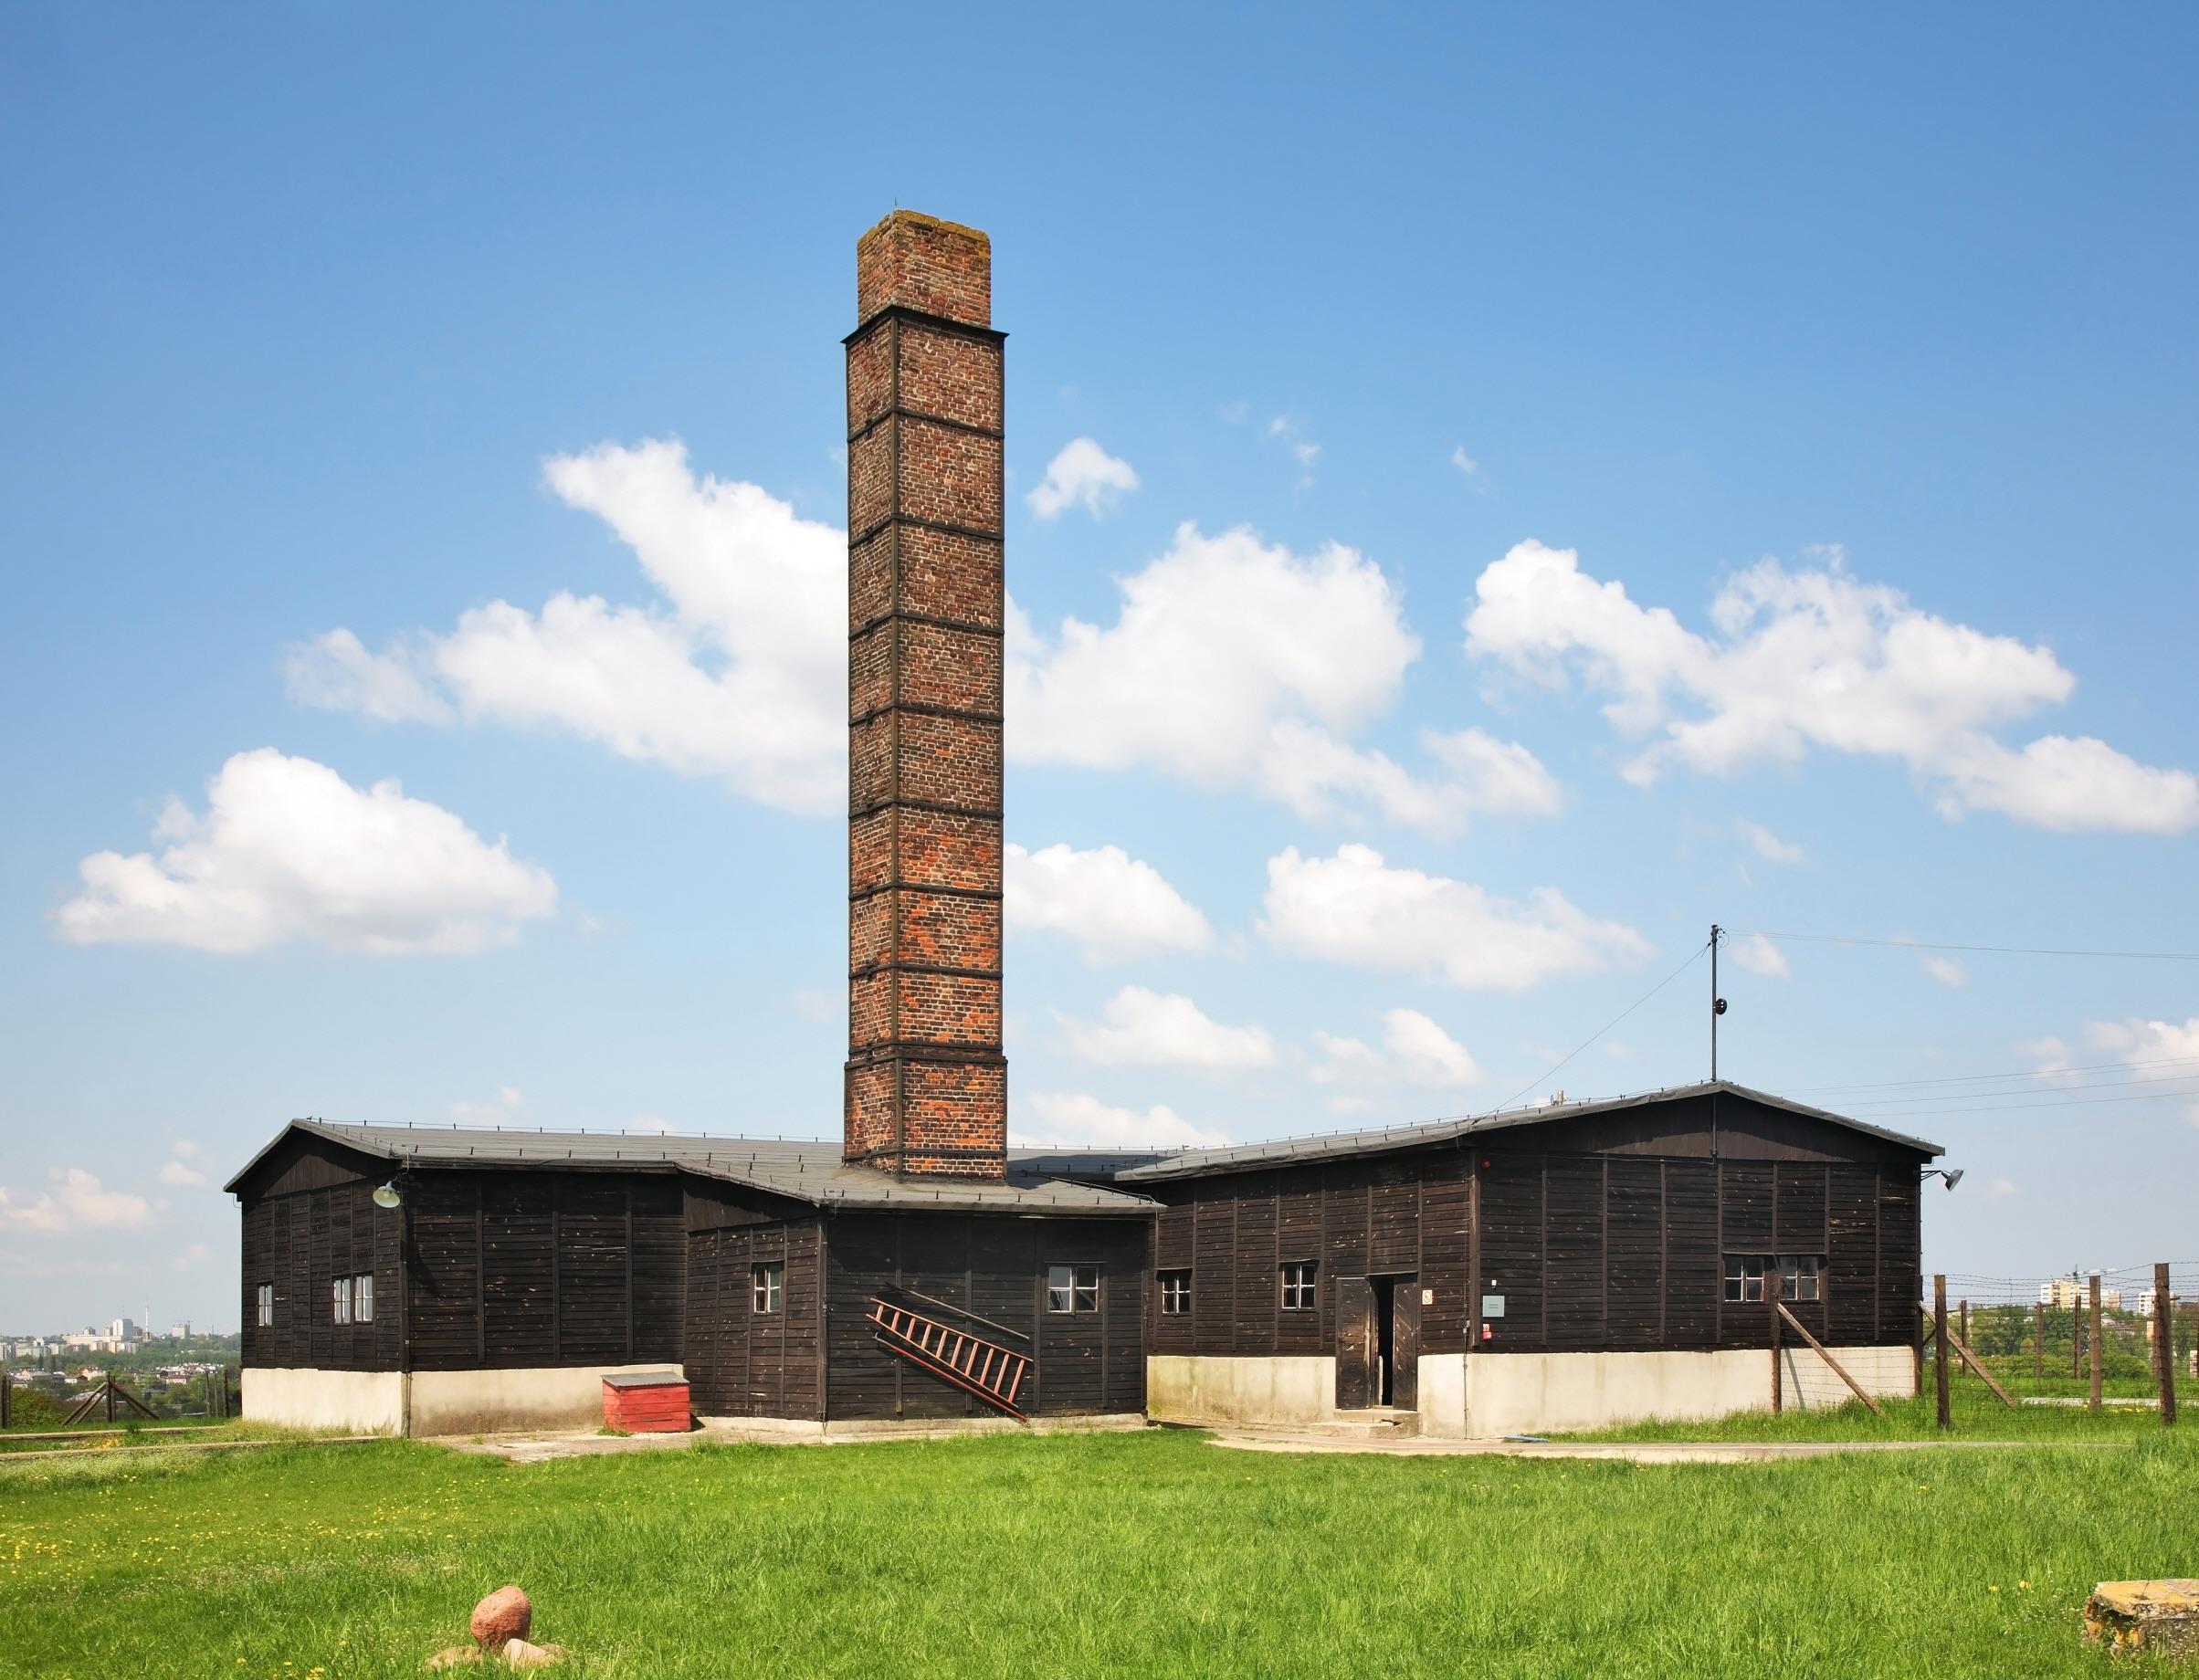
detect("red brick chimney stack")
[843,212,1008,1179]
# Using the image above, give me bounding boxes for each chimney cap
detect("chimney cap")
[857,209,992,330]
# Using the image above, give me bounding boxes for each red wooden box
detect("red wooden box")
[602,1371,690,1433]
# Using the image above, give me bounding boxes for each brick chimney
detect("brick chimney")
[843,212,1007,1179]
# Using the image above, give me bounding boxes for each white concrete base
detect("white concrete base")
[244,1363,689,1437]
[1143,1344,1913,1439]
[244,1367,404,1435]
[1462,1344,1915,1438]
[410,1364,683,1436]
[1146,1355,1341,1427]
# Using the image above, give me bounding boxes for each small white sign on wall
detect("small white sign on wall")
[1420,1287,1435,1306]
[1481,1294,1507,1318]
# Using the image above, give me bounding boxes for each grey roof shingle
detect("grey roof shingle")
[1112,1079,1942,1183]
[225,1120,1161,1214]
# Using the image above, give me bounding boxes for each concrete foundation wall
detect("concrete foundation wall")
[1463,1344,1914,1438]
[1144,1344,1913,1438]
[410,1364,685,1436]
[243,1363,689,1437]
[1146,1355,1339,1426]
[243,1367,404,1434]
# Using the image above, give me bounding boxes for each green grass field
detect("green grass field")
[6,1423,2194,1678]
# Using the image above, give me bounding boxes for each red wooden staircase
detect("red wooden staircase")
[865,1297,1031,1419]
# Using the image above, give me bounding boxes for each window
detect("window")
[331,1276,352,1326]
[1724,1255,1825,1305]
[353,1273,374,1323]
[1158,1270,1192,1316]
[1280,1260,1317,1312]
[1779,1255,1822,1304]
[1047,1264,1100,1314]
[752,1262,784,1314]
[256,1282,274,1328]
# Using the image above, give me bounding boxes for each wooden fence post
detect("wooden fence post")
[2158,1263,2177,1428]
[2034,1301,2046,1381]
[1960,1298,1970,1352]
[1934,1275,1952,1430]
[2,1370,10,1429]
[2074,1287,2084,1380]
[2089,1273,2104,1412]
[1769,1282,1783,1414]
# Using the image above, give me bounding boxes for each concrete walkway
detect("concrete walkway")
[1205,1430,2033,1463]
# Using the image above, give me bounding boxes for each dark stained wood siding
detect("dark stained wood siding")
[1147,1093,1931,1363]
[684,1219,824,1419]
[238,1177,401,1371]
[238,1140,689,1374]
[822,1213,1147,1419]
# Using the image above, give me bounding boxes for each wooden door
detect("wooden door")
[1335,1274,1374,1410]
[1392,1276,1421,1411]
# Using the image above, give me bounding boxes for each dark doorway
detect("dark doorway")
[1372,1275,1420,1409]
[1337,1273,1419,1411]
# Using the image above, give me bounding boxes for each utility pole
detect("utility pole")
[1710,924,1724,1080]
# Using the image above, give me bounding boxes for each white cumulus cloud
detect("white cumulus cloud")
[1026,437,1140,520]
[1005,842,1213,962]
[1,1169,154,1235]
[1921,956,1968,988]
[157,1141,210,1190]
[1057,985,1276,1070]
[451,1086,527,1126]
[1313,1008,1483,1090]
[2066,1015,2199,1126]
[1010,522,1557,836]
[1013,1091,1230,1150]
[54,750,557,956]
[1465,540,2198,833]
[289,438,847,814]
[1731,933,1791,979]
[1738,819,1804,865]
[1260,844,1650,991]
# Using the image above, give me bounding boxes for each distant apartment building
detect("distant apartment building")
[2039,1277,2123,1312]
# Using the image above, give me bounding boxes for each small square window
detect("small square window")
[1047,1264,1100,1313]
[353,1273,375,1323]
[752,1262,784,1314]
[1280,1260,1317,1312]
[256,1282,274,1328]
[1159,1270,1192,1316]
[331,1276,352,1326]
[1780,1255,1823,1303]
[1723,1255,1768,1304]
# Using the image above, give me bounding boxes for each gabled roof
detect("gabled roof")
[224,1120,1161,1215]
[1113,1079,1942,1184]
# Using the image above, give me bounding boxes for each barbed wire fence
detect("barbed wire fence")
[1920,1261,2194,1422]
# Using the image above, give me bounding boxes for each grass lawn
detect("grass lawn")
[5,1424,2194,1678]
[1562,1380,2176,1443]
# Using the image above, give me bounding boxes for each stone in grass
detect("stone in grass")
[503,1638,567,1670]
[470,1586,531,1651]
[2085,1580,2199,1659]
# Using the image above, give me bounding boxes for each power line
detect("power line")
[1842,1069,2199,1109]
[1494,940,1710,1111]
[1841,1084,2199,1120]
[1735,929,2199,962]
[1786,1053,2199,1095]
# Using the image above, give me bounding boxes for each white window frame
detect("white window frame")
[331,1275,352,1326]
[1725,1254,1825,1305]
[1280,1260,1317,1312]
[1158,1269,1191,1316]
[353,1272,374,1323]
[1047,1263,1100,1314]
[256,1282,274,1328]
[752,1261,784,1315]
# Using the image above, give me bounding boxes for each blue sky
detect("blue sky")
[5,5,2195,1330]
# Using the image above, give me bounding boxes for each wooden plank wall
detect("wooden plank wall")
[822,1213,1147,1419]
[402,1171,685,1371]
[238,1179,402,1370]
[683,1221,823,1419]
[1151,1157,1468,1359]
[1152,1150,1923,1360]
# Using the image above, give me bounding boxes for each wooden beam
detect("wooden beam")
[2090,1273,2105,1412]
[1777,1302,1886,1417]
[1929,1307,2017,1407]
[1933,1275,1951,1430]
[2158,1262,2178,1429]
